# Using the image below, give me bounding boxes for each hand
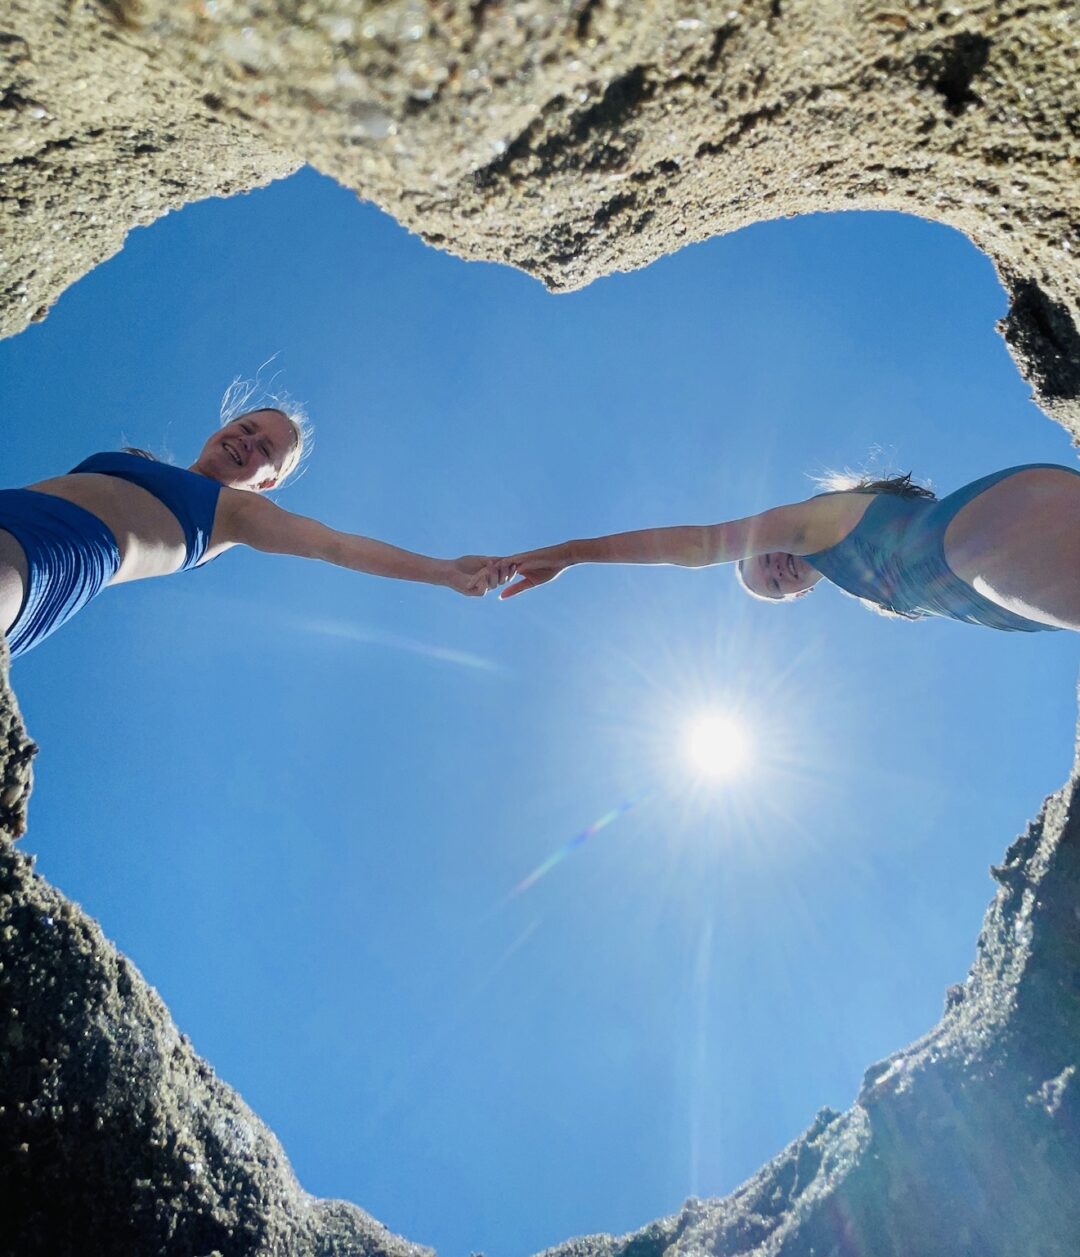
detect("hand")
[492,545,573,599]
[448,555,500,597]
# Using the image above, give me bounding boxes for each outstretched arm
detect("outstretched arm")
[221,491,493,596]
[558,510,802,567]
[494,499,840,598]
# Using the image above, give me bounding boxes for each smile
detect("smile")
[222,439,242,466]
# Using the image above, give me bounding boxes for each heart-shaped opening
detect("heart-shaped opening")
[2,170,1077,1255]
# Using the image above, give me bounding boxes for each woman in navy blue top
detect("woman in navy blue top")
[0,406,497,659]
[486,465,1080,633]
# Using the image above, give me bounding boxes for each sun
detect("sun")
[683,712,753,781]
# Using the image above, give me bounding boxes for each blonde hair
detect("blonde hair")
[734,558,805,604]
[220,374,313,489]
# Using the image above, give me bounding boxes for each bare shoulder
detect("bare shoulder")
[753,492,876,555]
[211,489,334,560]
[212,486,280,547]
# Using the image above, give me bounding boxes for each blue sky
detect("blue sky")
[2,168,1077,1256]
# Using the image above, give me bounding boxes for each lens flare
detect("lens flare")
[505,791,652,900]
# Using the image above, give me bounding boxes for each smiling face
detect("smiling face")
[192,407,297,491]
[737,551,823,601]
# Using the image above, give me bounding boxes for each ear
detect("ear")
[256,477,278,492]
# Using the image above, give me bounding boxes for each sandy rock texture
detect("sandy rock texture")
[0,645,433,1257]
[3,2,1080,1253]
[2,634,1079,1256]
[1,0,1079,426]
[0,1,296,338]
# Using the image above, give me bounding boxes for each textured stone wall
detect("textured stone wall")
[3,640,1079,1255]
[0,2,296,336]
[0,644,433,1257]
[539,764,1080,1257]
[2,0,1079,426]
[3,1,1080,1253]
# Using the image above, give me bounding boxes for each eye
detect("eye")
[769,579,780,594]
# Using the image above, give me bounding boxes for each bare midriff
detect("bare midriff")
[25,473,192,583]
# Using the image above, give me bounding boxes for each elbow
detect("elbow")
[686,526,716,567]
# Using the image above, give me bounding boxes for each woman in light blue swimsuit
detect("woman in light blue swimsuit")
[0,407,497,660]
[488,465,1080,633]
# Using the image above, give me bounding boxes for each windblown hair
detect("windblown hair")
[813,469,936,501]
[736,468,936,618]
[220,375,313,487]
[119,374,313,489]
[812,468,936,620]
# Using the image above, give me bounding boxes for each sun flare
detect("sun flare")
[683,712,753,780]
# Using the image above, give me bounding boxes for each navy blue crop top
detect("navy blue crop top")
[70,451,222,569]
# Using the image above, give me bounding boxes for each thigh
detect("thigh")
[0,529,28,638]
[944,467,1080,630]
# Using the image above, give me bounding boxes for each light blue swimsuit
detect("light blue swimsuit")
[1,452,221,658]
[805,464,1079,632]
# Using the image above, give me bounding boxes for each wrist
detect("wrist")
[430,556,454,586]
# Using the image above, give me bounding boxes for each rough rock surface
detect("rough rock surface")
[3,641,1079,1256]
[0,2,296,337]
[2,1,1079,426]
[0,645,434,1257]
[3,2,1080,1253]
[539,755,1080,1257]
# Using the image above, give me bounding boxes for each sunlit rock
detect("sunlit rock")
[539,759,1080,1257]
[1,0,1078,426]
[0,642,432,1257]
[2,1,1080,1252]
[2,634,1079,1252]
